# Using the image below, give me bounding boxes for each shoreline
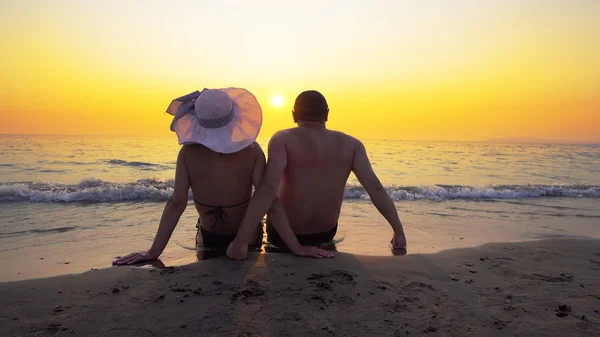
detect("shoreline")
[2,232,592,284]
[2,238,599,336]
[4,196,600,283]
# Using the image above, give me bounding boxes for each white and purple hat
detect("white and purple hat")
[166,88,262,154]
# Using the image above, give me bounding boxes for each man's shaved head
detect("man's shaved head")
[292,90,329,123]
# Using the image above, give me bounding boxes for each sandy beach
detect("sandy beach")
[2,0,600,335]
[1,238,599,337]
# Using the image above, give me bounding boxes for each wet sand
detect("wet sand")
[4,199,600,283]
[1,238,599,337]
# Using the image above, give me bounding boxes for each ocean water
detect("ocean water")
[1,134,599,281]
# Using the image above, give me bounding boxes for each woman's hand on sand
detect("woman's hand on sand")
[226,240,249,260]
[292,246,335,259]
[391,234,407,249]
[112,250,158,266]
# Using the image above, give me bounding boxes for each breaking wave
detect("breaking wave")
[343,184,600,201]
[0,178,174,202]
[0,226,78,238]
[0,179,599,203]
[106,159,172,171]
[107,159,158,167]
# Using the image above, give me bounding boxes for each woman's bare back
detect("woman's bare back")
[182,143,262,234]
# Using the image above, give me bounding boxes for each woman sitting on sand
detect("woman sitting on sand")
[113,88,331,265]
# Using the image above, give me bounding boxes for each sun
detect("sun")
[270,94,284,108]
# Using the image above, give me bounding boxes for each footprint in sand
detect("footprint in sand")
[307,270,357,292]
[279,312,302,321]
[525,273,573,283]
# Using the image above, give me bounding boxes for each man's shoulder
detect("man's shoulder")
[269,128,295,143]
[270,128,361,147]
[326,129,361,146]
[328,129,354,138]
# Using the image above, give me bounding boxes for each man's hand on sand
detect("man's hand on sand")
[112,251,158,266]
[291,245,335,259]
[226,239,335,260]
[391,233,407,249]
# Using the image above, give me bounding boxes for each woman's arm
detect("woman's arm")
[113,147,190,265]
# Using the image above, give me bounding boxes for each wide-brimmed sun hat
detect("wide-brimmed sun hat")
[166,88,262,154]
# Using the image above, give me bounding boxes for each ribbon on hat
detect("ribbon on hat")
[166,89,205,118]
[197,111,234,129]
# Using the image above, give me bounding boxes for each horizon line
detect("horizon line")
[0,133,598,145]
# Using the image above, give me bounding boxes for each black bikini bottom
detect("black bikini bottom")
[196,220,263,249]
[266,221,338,250]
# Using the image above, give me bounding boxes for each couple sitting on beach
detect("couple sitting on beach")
[113,88,407,265]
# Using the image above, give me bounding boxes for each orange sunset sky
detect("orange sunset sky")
[1,0,599,142]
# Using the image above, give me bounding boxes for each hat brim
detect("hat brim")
[169,88,262,154]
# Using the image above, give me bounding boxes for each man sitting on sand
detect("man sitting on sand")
[227,90,407,259]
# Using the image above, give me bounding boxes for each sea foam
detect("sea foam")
[1,179,598,203]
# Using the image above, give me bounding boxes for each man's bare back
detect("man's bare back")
[273,125,357,234]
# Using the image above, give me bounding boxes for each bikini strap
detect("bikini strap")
[193,196,251,209]
[194,196,251,227]
[205,207,227,228]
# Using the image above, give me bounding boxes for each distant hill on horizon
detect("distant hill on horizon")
[486,137,598,145]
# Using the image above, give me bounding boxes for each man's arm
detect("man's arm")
[246,145,301,251]
[264,197,332,258]
[113,147,190,265]
[227,137,334,259]
[351,139,407,248]
[231,135,287,245]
